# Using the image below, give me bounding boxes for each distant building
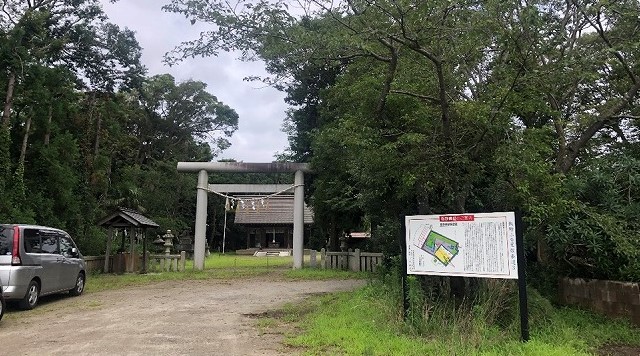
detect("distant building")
[232,195,313,249]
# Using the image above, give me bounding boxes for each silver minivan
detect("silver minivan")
[0,276,4,321]
[0,224,86,310]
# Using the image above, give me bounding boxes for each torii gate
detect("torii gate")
[176,162,311,270]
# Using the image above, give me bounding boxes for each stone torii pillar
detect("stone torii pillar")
[176,162,311,270]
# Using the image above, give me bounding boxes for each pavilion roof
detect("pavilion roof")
[97,207,159,229]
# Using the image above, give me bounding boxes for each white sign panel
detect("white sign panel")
[406,212,518,279]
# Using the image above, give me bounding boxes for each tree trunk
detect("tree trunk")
[94,111,102,156]
[19,112,32,167]
[375,45,398,120]
[328,215,337,251]
[2,72,16,128]
[210,206,217,250]
[44,104,52,146]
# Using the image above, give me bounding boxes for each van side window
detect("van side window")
[59,234,75,257]
[23,229,42,253]
[0,225,12,255]
[41,232,59,254]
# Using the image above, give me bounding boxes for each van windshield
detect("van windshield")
[0,225,12,255]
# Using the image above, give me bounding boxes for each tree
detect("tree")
[132,74,239,163]
[0,0,144,227]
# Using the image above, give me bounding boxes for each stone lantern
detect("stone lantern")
[162,230,174,256]
[339,232,348,252]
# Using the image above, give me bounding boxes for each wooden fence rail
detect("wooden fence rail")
[84,256,111,274]
[320,249,383,272]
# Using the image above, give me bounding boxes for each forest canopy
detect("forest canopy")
[164,0,640,282]
[1,0,238,254]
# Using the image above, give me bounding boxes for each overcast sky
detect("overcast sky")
[101,0,289,163]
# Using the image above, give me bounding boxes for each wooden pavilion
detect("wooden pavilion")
[97,207,159,273]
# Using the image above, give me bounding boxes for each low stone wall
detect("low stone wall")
[320,249,383,272]
[558,277,640,326]
[148,252,186,272]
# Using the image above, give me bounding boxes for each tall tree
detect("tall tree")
[132,74,239,164]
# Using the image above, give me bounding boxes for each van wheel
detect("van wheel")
[0,292,5,321]
[69,272,85,296]
[19,280,40,310]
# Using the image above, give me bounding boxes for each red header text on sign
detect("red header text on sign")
[439,215,475,222]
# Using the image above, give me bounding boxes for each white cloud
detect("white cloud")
[101,0,289,162]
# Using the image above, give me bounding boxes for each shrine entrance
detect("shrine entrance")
[176,161,311,270]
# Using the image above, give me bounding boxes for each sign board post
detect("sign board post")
[400,220,410,320]
[405,212,529,342]
[515,211,529,341]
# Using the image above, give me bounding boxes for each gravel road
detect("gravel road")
[0,277,365,356]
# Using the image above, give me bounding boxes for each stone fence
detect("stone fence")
[320,248,383,272]
[84,252,186,274]
[148,252,186,272]
[558,277,640,326]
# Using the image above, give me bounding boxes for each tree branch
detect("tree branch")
[558,81,640,173]
[572,0,638,85]
[611,114,640,120]
[610,123,629,144]
[390,90,440,105]
[375,44,398,120]
[1,1,18,26]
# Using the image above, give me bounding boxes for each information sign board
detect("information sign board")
[405,212,518,279]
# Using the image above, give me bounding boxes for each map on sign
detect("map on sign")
[406,212,518,279]
[413,225,459,266]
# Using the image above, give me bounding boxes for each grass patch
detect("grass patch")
[190,253,294,269]
[264,282,640,356]
[255,317,281,335]
[85,254,365,294]
[284,267,369,280]
[86,253,294,293]
[85,267,285,293]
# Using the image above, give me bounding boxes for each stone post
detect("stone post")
[293,170,304,269]
[354,248,361,272]
[310,250,317,268]
[163,230,174,271]
[339,233,347,270]
[194,170,208,270]
[180,251,186,272]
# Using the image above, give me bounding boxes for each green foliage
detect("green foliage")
[277,280,639,355]
[0,128,11,221]
[164,0,640,282]
[9,161,35,223]
[544,152,640,280]
[0,1,241,257]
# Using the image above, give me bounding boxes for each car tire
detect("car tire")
[69,272,85,297]
[0,291,5,321]
[19,280,40,310]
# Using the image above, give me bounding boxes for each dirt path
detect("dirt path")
[0,277,365,355]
